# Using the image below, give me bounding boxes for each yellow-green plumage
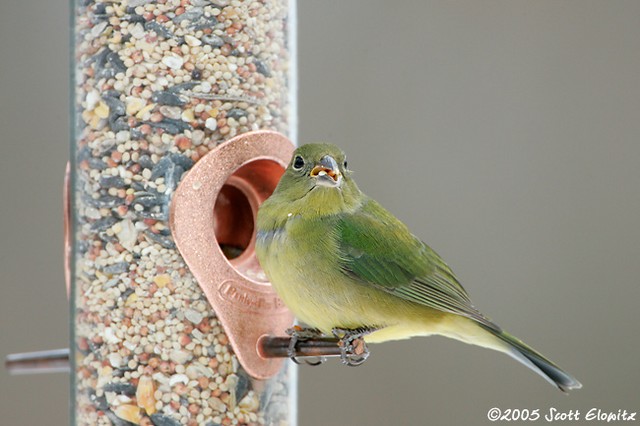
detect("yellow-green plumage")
[256,143,581,392]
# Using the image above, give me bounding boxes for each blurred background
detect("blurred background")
[1,1,639,425]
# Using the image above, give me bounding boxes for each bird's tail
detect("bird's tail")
[477,323,582,392]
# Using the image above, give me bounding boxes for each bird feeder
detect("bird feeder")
[69,1,298,424]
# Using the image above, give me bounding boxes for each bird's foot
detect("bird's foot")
[332,326,377,367]
[285,326,327,366]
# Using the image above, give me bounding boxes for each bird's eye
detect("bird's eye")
[292,155,305,170]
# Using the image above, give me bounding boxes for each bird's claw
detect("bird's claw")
[332,327,376,367]
[286,326,327,366]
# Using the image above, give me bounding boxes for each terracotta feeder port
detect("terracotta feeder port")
[170,130,296,380]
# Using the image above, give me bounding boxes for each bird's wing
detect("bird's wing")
[336,198,498,330]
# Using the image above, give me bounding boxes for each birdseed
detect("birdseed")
[72,0,295,424]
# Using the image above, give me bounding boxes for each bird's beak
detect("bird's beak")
[310,155,342,187]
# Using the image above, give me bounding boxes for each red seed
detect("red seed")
[175,136,191,151]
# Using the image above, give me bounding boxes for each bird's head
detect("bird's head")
[264,143,362,217]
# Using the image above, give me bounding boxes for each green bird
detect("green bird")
[255,143,581,392]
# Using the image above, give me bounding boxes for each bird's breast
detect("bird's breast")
[256,217,415,333]
[256,218,351,328]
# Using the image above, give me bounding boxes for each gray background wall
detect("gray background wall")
[1,1,639,425]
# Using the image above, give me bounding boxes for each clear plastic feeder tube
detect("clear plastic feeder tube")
[71,1,296,425]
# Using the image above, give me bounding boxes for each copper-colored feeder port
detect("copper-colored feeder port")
[170,130,295,380]
[212,159,284,282]
[64,163,71,297]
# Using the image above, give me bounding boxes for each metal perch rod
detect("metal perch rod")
[5,348,72,375]
[5,336,341,375]
[256,335,342,358]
